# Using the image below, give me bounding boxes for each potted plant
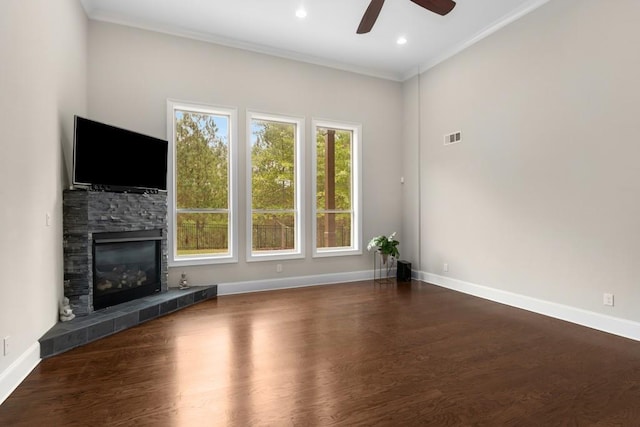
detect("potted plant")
[367,232,399,263]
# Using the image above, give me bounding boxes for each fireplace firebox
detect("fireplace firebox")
[92,229,163,310]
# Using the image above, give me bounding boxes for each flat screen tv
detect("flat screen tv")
[73,116,168,192]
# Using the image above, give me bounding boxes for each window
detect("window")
[312,120,362,257]
[167,100,237,265]
[247,112,304,261]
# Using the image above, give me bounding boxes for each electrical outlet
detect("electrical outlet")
[276,264,283,273]
[443,263,449,273]
[603,293,614,307]
[3,336,9,356]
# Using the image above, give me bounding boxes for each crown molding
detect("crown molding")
[82,0,551,83]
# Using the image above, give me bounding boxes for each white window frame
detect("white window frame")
[311,119,362,258]
[246,111,305,262]
[167,99,238,266]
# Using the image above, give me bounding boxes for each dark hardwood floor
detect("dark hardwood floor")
[2,280,640,426]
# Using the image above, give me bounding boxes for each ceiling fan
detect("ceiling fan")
[357,0,456,34]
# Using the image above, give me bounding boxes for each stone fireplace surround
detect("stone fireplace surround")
[37,189,217,358]
[62,189,169,315]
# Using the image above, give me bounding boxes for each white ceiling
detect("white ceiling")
[80,0,550,81]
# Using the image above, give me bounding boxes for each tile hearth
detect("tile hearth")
[40,285,217,358]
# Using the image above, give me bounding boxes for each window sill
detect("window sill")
[313,248,362,258]
[246,252,305,263]
[169,255,238,267]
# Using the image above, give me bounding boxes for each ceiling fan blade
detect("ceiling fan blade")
[409,0,456,16]
[357,0,385,34]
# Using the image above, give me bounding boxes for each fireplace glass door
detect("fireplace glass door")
[92,230,162,310]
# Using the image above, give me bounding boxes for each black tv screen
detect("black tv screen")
[73,116,168,192]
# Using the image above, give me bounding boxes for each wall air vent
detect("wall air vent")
[444,131,462,146]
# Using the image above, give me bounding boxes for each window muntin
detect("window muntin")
[168,101,237,265]
[312,120,361,257]
[248,113,304,260]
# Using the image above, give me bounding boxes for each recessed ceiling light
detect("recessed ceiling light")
[397,36,408,45]
[295,8,307,19]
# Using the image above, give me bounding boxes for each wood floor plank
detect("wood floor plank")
[2,281,640,426]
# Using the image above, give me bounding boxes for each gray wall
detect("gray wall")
[87,21,404,288]
[406,0,640,322]
[0,0,87,376]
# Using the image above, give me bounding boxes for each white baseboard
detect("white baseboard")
[418,271,640,342]
[0,342,41,405]
[218,269,373,296]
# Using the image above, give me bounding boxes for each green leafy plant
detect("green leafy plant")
[367,232,399,258]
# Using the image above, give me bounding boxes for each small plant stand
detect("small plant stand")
[374,251,396,284]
